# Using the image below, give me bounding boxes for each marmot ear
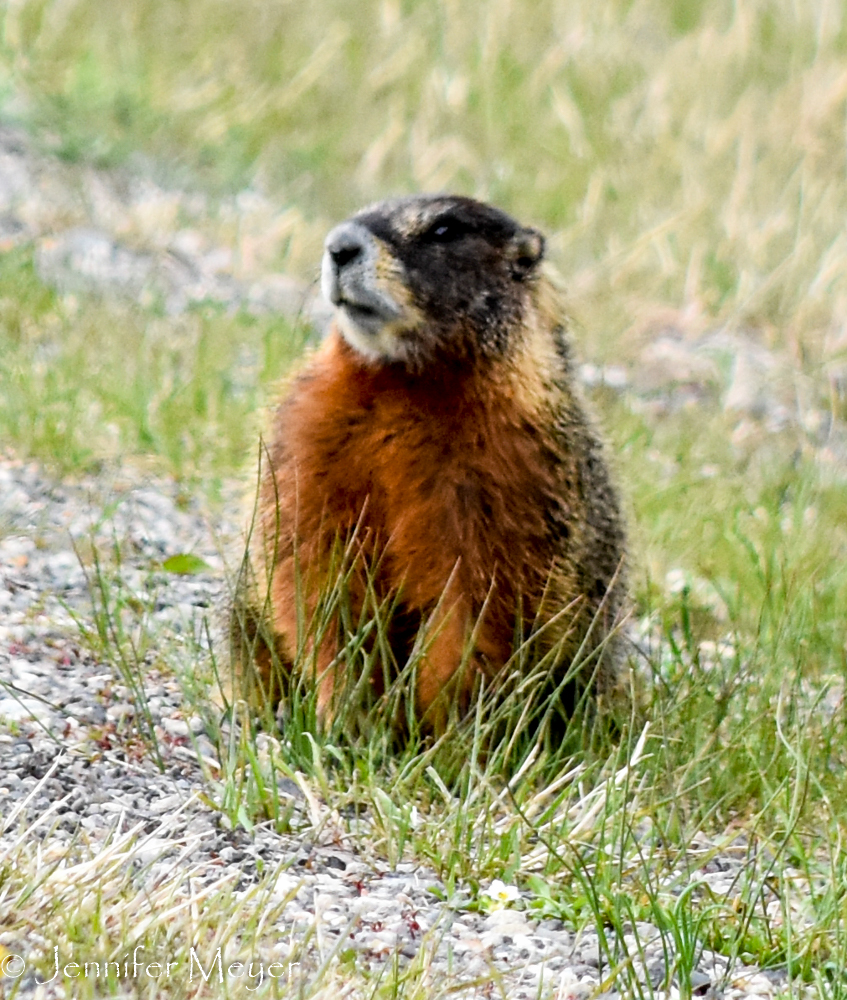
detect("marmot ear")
[508,227,545,279]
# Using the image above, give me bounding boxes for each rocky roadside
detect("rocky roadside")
[0,454,806,999]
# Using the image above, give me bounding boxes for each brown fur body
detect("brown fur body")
[235,195,627,732]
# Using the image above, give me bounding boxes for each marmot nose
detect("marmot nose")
[325,222,369,272]
[330,243,361,269]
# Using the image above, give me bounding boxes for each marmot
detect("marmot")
[232,194,627,736]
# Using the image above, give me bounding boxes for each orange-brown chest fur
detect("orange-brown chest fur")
[264,330,572,676]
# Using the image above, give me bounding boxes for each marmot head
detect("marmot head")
[321,194,545,370]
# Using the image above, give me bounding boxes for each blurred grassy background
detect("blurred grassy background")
[3,0,847,353]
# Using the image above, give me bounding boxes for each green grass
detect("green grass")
[2,0,847,995]
[0,248,308,483]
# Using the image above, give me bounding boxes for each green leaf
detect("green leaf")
[162,553,212,575]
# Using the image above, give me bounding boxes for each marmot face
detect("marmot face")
[321,194,545,369]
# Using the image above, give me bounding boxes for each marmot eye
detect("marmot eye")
[422,217,466,243]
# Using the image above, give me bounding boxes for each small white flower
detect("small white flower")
[481,879,520,910]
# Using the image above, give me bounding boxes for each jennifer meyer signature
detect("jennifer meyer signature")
[1,947,300,990]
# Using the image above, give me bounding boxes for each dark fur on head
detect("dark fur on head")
[322,194,546,370]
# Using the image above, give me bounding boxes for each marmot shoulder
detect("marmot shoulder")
[232,194,628,735]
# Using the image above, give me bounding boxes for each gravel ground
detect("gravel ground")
[0,452,808,998]
[0,120,829,998]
